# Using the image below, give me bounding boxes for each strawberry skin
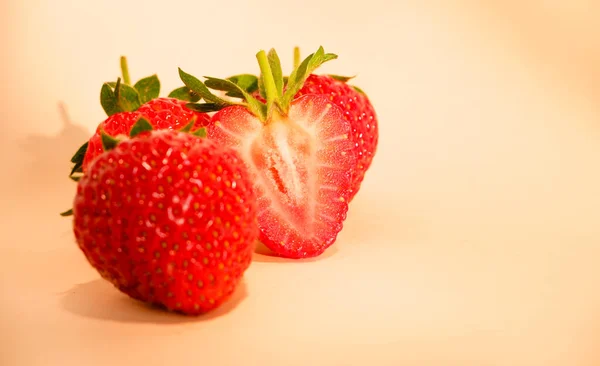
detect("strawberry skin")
[73,130,258,314]
[207,95,356,258]
[82,98,210,172]
[296,74,378,201]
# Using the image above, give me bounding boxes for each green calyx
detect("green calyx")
[100,56,202,117]
[179,46,338,122]
[100,57,160,116]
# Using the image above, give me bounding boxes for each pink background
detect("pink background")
[1,1,600,365]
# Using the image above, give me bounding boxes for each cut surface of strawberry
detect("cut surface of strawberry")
[208,95,355,257]
[179,46,357,258]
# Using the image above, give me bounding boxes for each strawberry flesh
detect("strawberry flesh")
[207,95,355,258]
[297,74,379,200]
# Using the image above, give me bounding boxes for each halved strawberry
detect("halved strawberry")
[179,47,356,258]
[234,48,378,201]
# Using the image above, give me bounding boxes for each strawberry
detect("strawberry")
[244,48,378,201]
[72,124,258,315]
[82,98,210,172]
[178,47,357,258]
[68,56,208,177]
[296,74,378,200]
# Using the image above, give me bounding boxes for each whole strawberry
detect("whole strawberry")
[82,97,210,172]
[296,74,378,200]
[72,127,258,314]
[68,56,208,177]
[179,47,357,258]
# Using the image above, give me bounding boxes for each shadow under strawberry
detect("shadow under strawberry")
[60,278,248,323]
[252,241,339,263]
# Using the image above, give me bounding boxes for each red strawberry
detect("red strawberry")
[72,127,258,315]
[248,51,378,201]
[296,74,378,200]
[67,56,208,177]
[82,97,210,171]
[179,47,357,258]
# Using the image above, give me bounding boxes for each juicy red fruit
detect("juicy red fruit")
[207,95,356,258]
[73,130,258,314]
[297,74,378,201]
[82,98,210,171]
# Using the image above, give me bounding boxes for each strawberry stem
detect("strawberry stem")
[293,47,301,69]
[120,56,131,85]
[256,50,279,118]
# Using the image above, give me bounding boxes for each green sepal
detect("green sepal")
[191,127,207,138]
[129,117,153,138]
[185,103,225,113]
[328,74,355,82]
[69,174,82,182]
[100,83,120,116]
[168,86,201,102]
[257,76,266,99]
[60,209,73,217]
[69,141,88,176]
[70,141,88,164]
[267,49,284,99]
[100,78,142,116]
[69,163,83,176]
[179,117,197,133]
[282,46,337,108]
[101,131,121,151]
[134,75,160,104]
[226,74,259,97]
[204,76,265,119]
[178,68,233,107]
[114,78,142,112]
[352,85,365,95]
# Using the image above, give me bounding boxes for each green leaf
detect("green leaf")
[69,174,82,182]
[70,141,88,164]
[129,117,153,138]
[191,127,207,138]
[204,77,241,93]
[60,209,73,217]
[100,83,120,116]
[328,74,355,82]
[115,80,141,112]
[179,117,197,133]
[267,49,283,98]
[101,132,121,151]
[168,86,201,102]
[70,162,83,176]
[178,68,232,106]
[227,74,259,95]
[113,77,122,101]
[134,75,160,104]
[257,76,266,99]
[352,85,365,95]
[282,46,338,109]
[322,53,338,62]
[185,103,226,113]
[69,141,87,177]
[204,76,265,119]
